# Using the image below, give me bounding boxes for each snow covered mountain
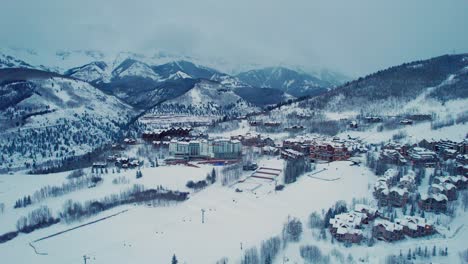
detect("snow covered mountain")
[273,54,468,118]
[0,68,135,171]
[150,79,258,117]
[236,67,334,97]
[64,58,292,109]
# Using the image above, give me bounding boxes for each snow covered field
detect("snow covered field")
[0,159,375,264]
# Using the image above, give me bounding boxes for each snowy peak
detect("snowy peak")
[112,58,161,81]
[64,61,108,83]
[152,60,219,80]
[153,79,258,116]
[236,66,331,97]
[0,53,36,70]
[168,71,192,80]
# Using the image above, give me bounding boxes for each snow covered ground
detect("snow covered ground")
[0,159,375,264]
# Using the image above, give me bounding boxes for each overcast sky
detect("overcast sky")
[1,0,467,76]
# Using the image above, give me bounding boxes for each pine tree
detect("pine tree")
[407,249,411,260]
[172,254,178,264]
[432,246,436,256]
[265,254,271,264]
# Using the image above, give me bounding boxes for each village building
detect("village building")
[123,138,137,144]
[281,148,305,160]
[419,193,448,213]
[309,142,350,162]
[169,138,242,159]
[231,133,275,148]
[329,212,365,243]
[407,147,438,166]
[92,162,107,169]
[456,154,468,165]
[364,116,382,123]
[372,219,404,242]
[400,119,413,125]
[429,182,457,201]
[398,171,416,191]
[381,168,400,186]
[262,145,279,156]
[395,216,434,238]
[383,142,409,156]
[263,122,281,127]
[434,175,468,189]
[354,204,379,222]
[115,157,140,168]
[349,120,358,129]
[387,187,409,207]
[381,149,408,165]
[284,125,305,132]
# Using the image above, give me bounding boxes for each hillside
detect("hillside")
[0,68,135,171]
[149,79,258,117]
[272,54,468,118]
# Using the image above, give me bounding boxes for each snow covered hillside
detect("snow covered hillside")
[150,80,259,117]
[0,69,135,171]
[272,54,468,119]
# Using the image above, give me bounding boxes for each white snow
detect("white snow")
[0,160,375,264]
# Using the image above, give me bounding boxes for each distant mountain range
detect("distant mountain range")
[0,48,348,109]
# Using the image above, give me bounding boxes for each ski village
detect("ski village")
[1,81,468,264]
[0,14,468,263]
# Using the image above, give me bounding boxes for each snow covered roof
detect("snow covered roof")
[374,181,389,193]
[336,227,363,235]
[421,193,448,202]
[262,146,278,151]
[374,219,403,232]
[400,173,415,183]
[354,204,378,215]
[382,169,399,181]
[329,212,365,229]
[431,182,456,191]
[395,216,432,230]
[389,187,408,196]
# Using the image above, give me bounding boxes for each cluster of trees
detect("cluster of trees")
[186,180,208,190]
[152,102,247,118]
[112,176,130,185]
[240,236,281,264]
[136,170,143,179]
[14,196,32,208]
[60,185,188,223]
[300,245,330,263]
[385,245,449,264]
[15,206,59,233]
[67,169,85,179]
[431,111,468,130]
[220,164,242,186]
[284,157,311,184]
[365,151,389,176]
[460,249,468,263]
[186,169,217,190]
[282,217,303,243]
[13,175,103,209]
